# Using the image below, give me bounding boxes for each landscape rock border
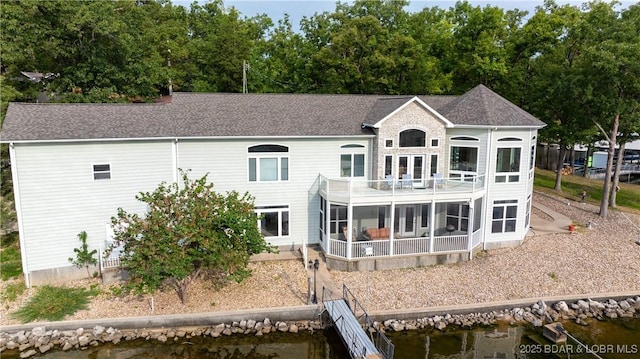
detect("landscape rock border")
[2,296,639,358]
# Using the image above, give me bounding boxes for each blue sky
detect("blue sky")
[174,0,635,30]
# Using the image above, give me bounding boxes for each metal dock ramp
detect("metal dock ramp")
[322,284,394,359]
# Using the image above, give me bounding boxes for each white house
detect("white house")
[1,85,546,286]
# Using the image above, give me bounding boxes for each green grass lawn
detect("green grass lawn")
[10,284,100,323]
[534,168,640,212]
[0,231,22,280]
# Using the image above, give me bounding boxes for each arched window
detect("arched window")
[249,144,289,152]
[399,129,426,147]
[248,144,289,182]
[450,136,479,141]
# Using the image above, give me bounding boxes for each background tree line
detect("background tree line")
[1,0,639,216]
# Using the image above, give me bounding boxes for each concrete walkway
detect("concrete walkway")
[528,201,573,236]
[306,246,341,302]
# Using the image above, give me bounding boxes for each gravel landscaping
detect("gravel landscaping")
[332,192,640,310]
[1,192,639,326]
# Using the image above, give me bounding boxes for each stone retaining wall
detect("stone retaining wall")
[2,296,639,358]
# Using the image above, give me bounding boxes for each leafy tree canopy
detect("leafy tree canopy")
[110,171,276,304]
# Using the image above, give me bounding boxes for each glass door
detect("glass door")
[394,205,416,238]
[398,155,425,188]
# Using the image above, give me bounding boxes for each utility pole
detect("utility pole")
[242,60,248,94]
[167,45,173,96]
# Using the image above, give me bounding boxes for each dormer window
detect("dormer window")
[399,129,425,147]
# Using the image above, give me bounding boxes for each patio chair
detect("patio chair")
[385,174,394,189]
[402,173,412,189]
[434,173,446,189]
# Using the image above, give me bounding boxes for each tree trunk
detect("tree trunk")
[610,142,625,208]
[599,114,619,218]
[554,145,567,191]
[583,145,592,177]
[569,146,576,173]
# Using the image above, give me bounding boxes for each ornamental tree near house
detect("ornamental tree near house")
[109,171,275,304]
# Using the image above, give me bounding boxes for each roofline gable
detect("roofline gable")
[368,96,454,129]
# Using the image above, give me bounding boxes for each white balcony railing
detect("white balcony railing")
[319,174,485,202]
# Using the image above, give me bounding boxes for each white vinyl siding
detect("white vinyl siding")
[177,138,370,246]
[13,141,174,272]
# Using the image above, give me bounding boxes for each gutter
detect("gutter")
[0,134,377,145]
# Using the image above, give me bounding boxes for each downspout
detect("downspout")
[9,143,29,287]
[482,128,496,251]
[172,138,179,183]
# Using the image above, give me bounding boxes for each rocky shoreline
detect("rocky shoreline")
[2,296,639,358]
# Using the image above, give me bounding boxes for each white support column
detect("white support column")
[429,201,436,253]
[326,200,331,256]
[346,202,353,259]
[467,202,474,260]
[389,201,396,257]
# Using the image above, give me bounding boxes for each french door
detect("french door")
[398,155,425,187]
[394,205,417,237]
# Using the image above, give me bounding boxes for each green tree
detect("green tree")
[110,171,275,304]
[524,1,594,191]
[68,231,98,277]
[185,1,268,92]
[570,1,640,217]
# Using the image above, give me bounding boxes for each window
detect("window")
[451,136,479,141]
[378,207,386,228]
[340,154,365,177]
[340,144,365,178]
[530,145,535,170]
[525,195,531,228]
[492,200,517,233]
[93,164,111,180]
[420,204,431,228]
[319,198,325,241]
[399,129,425,147]
[256,205,289,237]
[495,147,521,183]
[384,155,392,177]
[430,154,438,176]
[330,205,347,238]
[431,138,439,147]
[450,146,478,172]
[385,139,393,148]
[473,197,483,232]
[248,145,289,182]
[446,203,469,232]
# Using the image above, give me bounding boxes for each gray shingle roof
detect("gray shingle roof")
[438,85,545,127]
[0,85,544,142]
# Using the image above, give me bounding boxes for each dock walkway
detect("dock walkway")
[322,285,394,359]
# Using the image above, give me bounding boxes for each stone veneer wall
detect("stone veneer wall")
[374,102,447,181]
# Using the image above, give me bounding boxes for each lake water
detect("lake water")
[3,318,638,358]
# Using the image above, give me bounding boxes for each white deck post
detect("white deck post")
[429,201,436,253]
[346,201,353,259]
[467,203,474,260]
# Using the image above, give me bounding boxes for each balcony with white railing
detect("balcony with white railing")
[319,174,485,204]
